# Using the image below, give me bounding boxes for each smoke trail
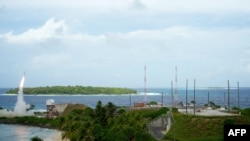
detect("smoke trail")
[0,73,33,117]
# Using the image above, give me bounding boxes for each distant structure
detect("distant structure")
[174,66,179,106]
[134,102,146,108]
[144,65,147,106]
[46,99,58,118]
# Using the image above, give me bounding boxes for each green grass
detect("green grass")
[163,112,250,141]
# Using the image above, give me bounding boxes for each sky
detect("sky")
[1,0,250,88]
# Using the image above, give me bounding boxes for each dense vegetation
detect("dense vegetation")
[0,116,60,129]
[2,103,250,141]
[164,108,250,141]
[0,102,168,141]
[6,85,137,94]
[58,101,168,141]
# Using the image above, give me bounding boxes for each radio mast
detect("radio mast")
[174,66,179,106]
[144,65,147,106]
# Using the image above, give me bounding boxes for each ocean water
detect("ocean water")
[0,124,61,141]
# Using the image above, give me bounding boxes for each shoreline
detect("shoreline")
[0,122,68,141]
[0,119,58,130]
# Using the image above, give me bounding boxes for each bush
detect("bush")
[148,101,158,105]
[224,119,236,125]
[140,107,169,119]
[172,107,178,113]
[30,136,43,141]
[241,108,250,117]
[215,105,221,109]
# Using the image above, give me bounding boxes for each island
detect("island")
[6,85,137,95]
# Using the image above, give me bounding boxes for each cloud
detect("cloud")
[0,18,107,48]
[129,0,146,10]
[2,18,250,62]
[0,18,67,44]
[1,16,250,87]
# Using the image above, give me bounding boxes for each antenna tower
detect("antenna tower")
[144,65,147,106]
[174,66,179,105]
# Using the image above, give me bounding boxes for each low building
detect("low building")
[46,99,58,118]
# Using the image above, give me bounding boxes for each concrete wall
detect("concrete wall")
[55,104,68,113]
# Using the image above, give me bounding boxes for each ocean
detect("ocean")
[0,87,249,141]
[0,87,250,110]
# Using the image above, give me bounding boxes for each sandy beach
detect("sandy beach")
[44,130,69,141]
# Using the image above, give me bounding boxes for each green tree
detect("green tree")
[60,101,156,141]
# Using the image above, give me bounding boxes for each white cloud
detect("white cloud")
[2,18,250,62]
[0,18,107,46]
[1,15,250,87]
[0,18,67,44]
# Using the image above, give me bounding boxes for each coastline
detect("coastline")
[0,123,68,141]
[0,119,58,130]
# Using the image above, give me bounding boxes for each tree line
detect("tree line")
[1,101,169,141]
[6,85,137,95]
[59,101,168,141]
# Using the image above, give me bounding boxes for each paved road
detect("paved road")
[148,126,165,140]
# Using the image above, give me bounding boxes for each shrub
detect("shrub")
[30,136,43,141]
[148,101,158,105]
[224,119,236,125]
[241,108,250,117]
[172,107,178,113]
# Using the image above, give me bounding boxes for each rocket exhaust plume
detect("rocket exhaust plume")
[14,72,29,115]
[0,72,33,117]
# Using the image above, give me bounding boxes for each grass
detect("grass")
[163,112,250,141]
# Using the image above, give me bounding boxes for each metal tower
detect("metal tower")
[144,65,147,106]
[174,66,179,105]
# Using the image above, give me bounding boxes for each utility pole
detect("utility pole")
[194,79,196,115]
[208,91,210,106]
[228,80,230,112]
[237,81,240,109]
[161,92,164,107]
[174,66,178,106]
[186,79,188,114]
[129,94,131,107]
[224,92,226,108]
[171,80,174,108]
[144,65,147,107]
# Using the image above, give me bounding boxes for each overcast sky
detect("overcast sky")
[1,0,250,88]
